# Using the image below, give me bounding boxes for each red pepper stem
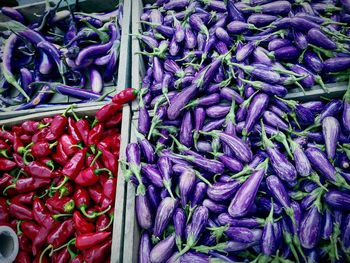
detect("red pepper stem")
[69,144,83,150]
[52,238,76,254]
[95,168,113,177]
[38,122,50,129]
[16,220,22,235]
[0,149,10,158]
[67,238,77,259]
[39,244,53,263]
[90,150,102,167]
[70,110,80,121]
[63,105,76,117]
[23,150,34,165]
[91,118,98,128]
[49,141,58,149]
[100,213,114,231]
[52,213,73,220]
[80,205,111,219]
[46,160,55,171]
[51,176,70,191]
[2,184,15,196]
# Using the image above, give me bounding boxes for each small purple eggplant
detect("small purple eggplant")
[158,156,175,199]
[207,180,242,202]
[173,208,186,251]
[190,182,207,208]
[324,190,350,210]
[225,227,262,243]
[228,159,268,218]
[139,232,152,263]
[299,206,322,249]
[150,234,175,263]
[136,194,153,230]
[126,143,145,195]
[322,116,340,160]
[179,169,196,207]
[261,201,276,256]
[203,199,227,214]
[218,213,264,228]
[153,197,177,241]
[289,138,312,177]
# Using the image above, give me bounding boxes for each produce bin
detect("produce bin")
[123,0,350,262]
[0,0,132,120]
[0,101,132,263]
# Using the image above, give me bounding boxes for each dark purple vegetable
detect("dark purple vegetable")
[243,93,269,136]
[307,28,336,50]
[150,234,175,263]
[179,169,196,208]
[247,14,277,27]
[299,206,322,249]
[136,194,153,230]
[242,1,291,15]
[322,116,340,160]
[261,201,276,256]
[173,208,186,251]
[324,190,350,210]
[153,197,177,241]
[139,232,152,263]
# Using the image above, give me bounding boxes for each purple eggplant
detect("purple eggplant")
[205,105,231,119]
[240,79,288,97]
[262,111,289,131]
[243,93,269,136]
[141,165,163,188]
[158,156,175,199]
[299,206,322,249]
[1,7,25,24]
[289,138,312,177]
[261,122,297,183]
[220,87,244,104]
[139,232,152,263]
[247,14,277,27]
[147,185,160,212]
[323,57,350,72]
[126,143,145,195]
[256,196,283,215]
[225,226,263,244]
[203,199,227,214]
[150,234,175,263]
[153,197,177,241]
[179,169,196,207]
[307,28,336,50]
[180,111,193,148]
[242,1,291,15]
[190,182,207,209]
[218,213,264,228]
[195,240,258,253]
[136,194,153,230]
[227,0,245,22]
[261,201,276,256]
[173,208,186,251]
[268,38,291,51]
[322,116,340,160]
[303,50,323,73]
[324,190,350,210]
[321,208,333,240]
[228,159,268,218]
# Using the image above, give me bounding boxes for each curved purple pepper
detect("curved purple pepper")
[228,159,268,218]
[153,197,177,241]
[299,206,322,249]
[136,194,153,230]
[322,116,340,160]
[139,232,152,263]
[150,234,175,263]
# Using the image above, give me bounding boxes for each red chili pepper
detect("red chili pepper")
[12,125,24,135]
[32,219,59,256]
[30,140,57,158]
[0,173,12,190]
[21,120,39,134]
[60,134,79,156]
[62,148,87,180]
[51,247,70,263]
[75,167,111,187]
[52,142,69,166]
[12,153,24,168]
[88,123,104,146]
[112,88,138,104]
[96,103,122,123]
[42,117,53,124]
[102,128,120,138]
[46,193,75,214]
[38,157,55,170]
[104,112,123,128]
[24,161,52,179]
[103,177,117,201]
[68,117,83,141]
[33,198,51,226]
[46,111,69,141]
[47,219,75,248]
[19,133,32,144]
[76,118,90,146]
[73,211,95,234]
[0,139,11,158]
[0,157,16,171]
[100,148,118,177]
[0,197,9,223]
[9,201,33,220]
[15,251,31,263]
[83,239,112,263]
[76,231,111,250]
[88,184,103,204]
[32,127,50,142]
[96,213,114,232]
[3,177,51,195]
[21,221,40,241]
[18,235,31,253]
[13,133,25,154]
[11,192,35,205]
[0,128,14,142]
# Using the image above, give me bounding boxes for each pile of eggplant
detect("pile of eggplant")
[0,1,122,110]
[124,0,350,262]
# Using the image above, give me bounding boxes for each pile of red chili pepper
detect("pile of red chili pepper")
[0,88,137,263]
